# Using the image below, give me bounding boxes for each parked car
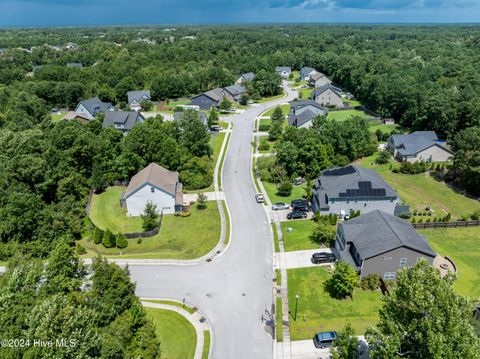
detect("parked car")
[291,198,309,207]
[293,177,305,185]
[255,193,265,203]
[271,202,290,211]
[313,331,337,349]
[210,125,222,132]
[287,211,307,220]
[311,252,336,264]
[292,203,310,212]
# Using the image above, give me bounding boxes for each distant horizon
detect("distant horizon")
[1,0,479,27]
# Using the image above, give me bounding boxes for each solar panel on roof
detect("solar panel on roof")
[323,165,356,176]
[358,181,372,189]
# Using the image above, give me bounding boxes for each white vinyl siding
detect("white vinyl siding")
[125,184,176,216]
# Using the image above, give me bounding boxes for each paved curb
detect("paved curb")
[141,298,213,359]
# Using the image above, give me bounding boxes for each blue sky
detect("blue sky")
[0,0,479,26]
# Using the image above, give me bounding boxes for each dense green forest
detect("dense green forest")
[0,25,479,260]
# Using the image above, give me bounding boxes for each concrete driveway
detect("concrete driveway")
[270,210,314,222]
[275,249,333,270]
[128,86,298,359]
[277,340,331,359]
[183,191,225,204]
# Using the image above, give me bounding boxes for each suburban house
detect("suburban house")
[287,100,327,128]
[223,84,247,101]
[127,90,151,111]
[75,96,114,120]
[121,163,183,216]
[335,210,436,280]
[235,72,255,84]
[312,84,344,107]
[300,67,318,81]
[190,88,232,110]
[174,110,208,127]
[311,165,398,216]
[308,72,332,88]
[275,66,291,79]
[387,131,454,163]
[66,62,83,68]
[102,111,145,135]
[61,111,90,124]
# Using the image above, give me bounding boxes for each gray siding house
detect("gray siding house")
[102,111,144,135]
[312,84,344,108]
[190,88,230,110]
[336,210,436,280]
[312,165,398,216]
[287,100,326,128]
[275,66,291,79]
[127,90,151,111]
[387,131,453,163]
[308,72,332,88]
[223,84,247,101]
[75,96,114,120]
[235,72,255,84]
[300,67,318,81]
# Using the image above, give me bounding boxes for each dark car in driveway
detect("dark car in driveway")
[287,211,308,220]
[311,252,336,264]
[291,199,311,212]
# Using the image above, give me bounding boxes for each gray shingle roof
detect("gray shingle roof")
[300,67,316,79]
[390,131,452,156]
[77,96,113,117]
[312,84,342,98]
[310,72,329,81]
[288,109,318,127]
[223,84,246,97]
[313,165,397,209]
[201,88,225,102]
[174,111,208,127]
[275,66,291,72]
[290,99,325,112]
[127,90,151,104]
[66,62,83,68]
[240,72,254,81]
[340,210,436,260]
[102,111,144,131]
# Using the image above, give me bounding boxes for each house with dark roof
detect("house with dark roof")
[174,110,208,127]
[61,111,90,124]
[387,131,453,163]
[102,111,144,135]
[190,88,230,110]
[235,72,255,84]
[335,210,436,280]
[121,163,183,216]
[308,72,332,88]
[288,100,326,128]
[75,96,114,120]
[275,66,291,79]
[312,165,398,216]
[127,90,151,111]
[300,67,318,81]
[223,84,247,101]
[312,84,344,107]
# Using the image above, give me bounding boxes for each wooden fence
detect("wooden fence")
[413,220,480,229]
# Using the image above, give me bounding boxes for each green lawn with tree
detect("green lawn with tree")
[280,220,317,251]
[51,111,68,122]
[327,110,368,122]
[368,121,399,134]
[288,267,382,340]
[84,189,221,259]
[357,153,479,220]
[420,227,480,298]
[263,104,290,117]
[299,88,313,99]
[146,307,196,359]
[262,181,307,206]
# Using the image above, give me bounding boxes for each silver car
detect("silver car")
[271,202,290,210]
[255,193,265,203]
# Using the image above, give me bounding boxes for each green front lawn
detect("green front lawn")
[146,308,196,359]
[256,92,286,103]
[51,111,68,122]
[280,220,317,251]
[143,300,197,314]
[288,267,382,340]
[368,121,399,134]
[262,181,307,206]
[263,104,290,117]
[420,227,480,298]
[164,99,191,108]
[357,154,479,220]
[299,88,313,100]
[327,109,368,122]
[84,190,221,259]
[343,99,362,107]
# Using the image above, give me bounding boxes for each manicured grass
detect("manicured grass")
[218,131,230,189]
[259,119,272,131]
[263,104,290,117]
[357,153,479,220]
[146,307,196,359]
[280,220,317,251]
[142,299,197,314]
[276,297,283,342]
[299,88,313,100]
[293,80,307,87]
[327,109,368,122]
[343,99,362,107]
[202,331,211,359]
[51,111,68,122]
[83,198,220,259]
[219,121,229,129]
[259,139,275,154]
[262,181,307,207]
[256,91,286,103]
[288,267,382,340]
[222,200,231,245]
[419,227,480,298]
[164,99,191,108]
[368,121,399,134]
[272,223,280,252]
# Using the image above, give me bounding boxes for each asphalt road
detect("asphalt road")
[129,85,298,359]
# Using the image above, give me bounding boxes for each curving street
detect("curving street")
[129,84,298,359]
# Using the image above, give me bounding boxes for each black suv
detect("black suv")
[287,211,308,220]
[291,199,311,212]
[311,252,336,264]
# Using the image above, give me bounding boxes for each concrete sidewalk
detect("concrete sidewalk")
[275,249,333,270]
[141,300,211,359]
[277,340,331,359]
